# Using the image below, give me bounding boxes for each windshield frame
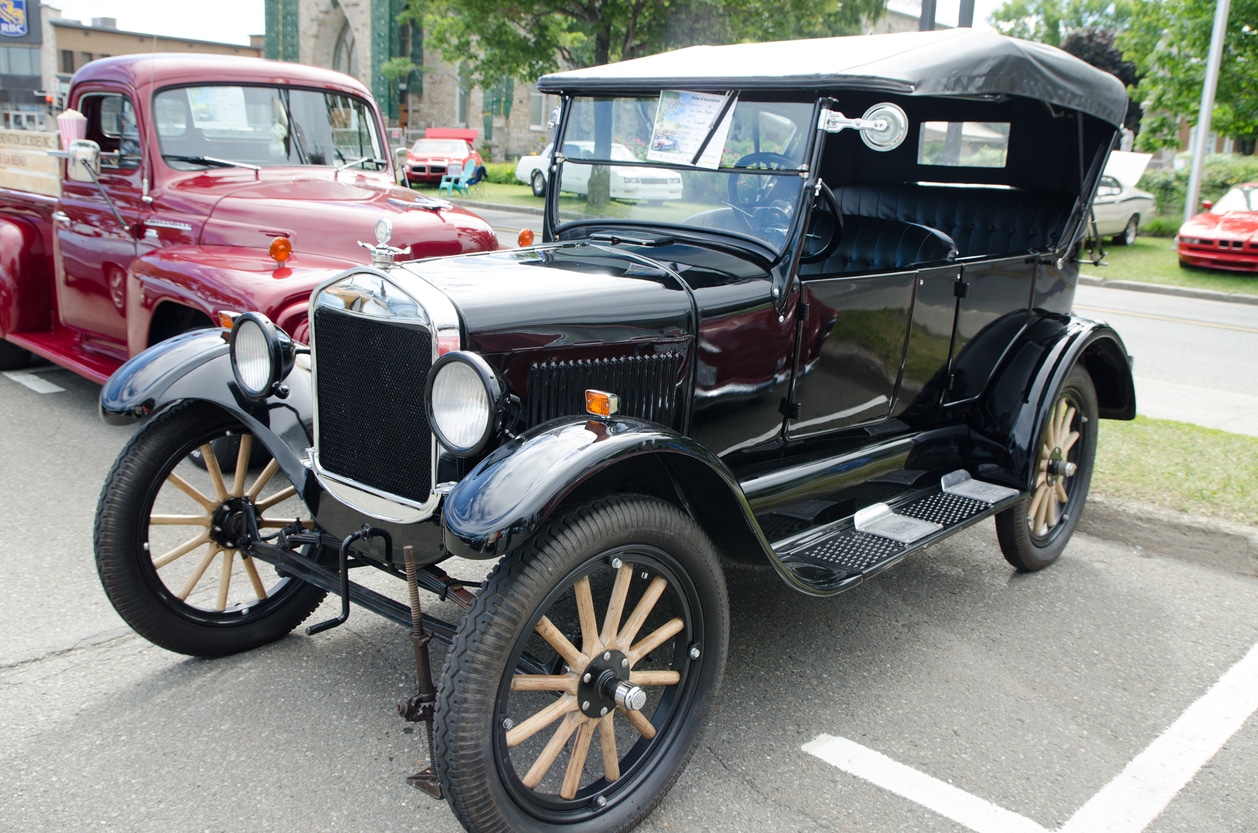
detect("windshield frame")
[546,92,821,257]
[151,82,389,173]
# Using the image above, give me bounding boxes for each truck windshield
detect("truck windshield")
[554,94,814,253]
[153,85,386,171]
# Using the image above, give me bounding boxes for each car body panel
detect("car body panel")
[1177,183,1258,272]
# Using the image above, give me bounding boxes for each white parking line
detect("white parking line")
[3,369,66,394]
[805,641,1258,833]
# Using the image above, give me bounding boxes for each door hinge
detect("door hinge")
[953,280,970,299]
[779,397,802,420]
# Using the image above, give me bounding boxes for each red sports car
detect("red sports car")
[405,135,485,185]
[1177,183,1258,272]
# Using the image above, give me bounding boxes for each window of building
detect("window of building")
[333,21,357,77]
[79,52,94,70]
[60,50,74,74]
[529,91,551,131]
[0,45,38,75]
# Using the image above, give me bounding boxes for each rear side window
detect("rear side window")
[918,121,1010,168]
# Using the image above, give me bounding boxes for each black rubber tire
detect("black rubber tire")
[0,340,34,370]
[95,401,327,657]
[995,366,1098,572]
[435,494,728,833]
[531,170,547,197]
[1114,215,1138,246]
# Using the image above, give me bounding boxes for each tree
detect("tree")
[1117,0,1258,151]
[989,0,1132,47]
[1062,27,1142,133]
[401,0,889,92]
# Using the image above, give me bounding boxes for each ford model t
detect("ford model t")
[95,29,1135,833]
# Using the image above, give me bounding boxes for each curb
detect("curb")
[1077,274,1258,305]
[1080,494,1258,576]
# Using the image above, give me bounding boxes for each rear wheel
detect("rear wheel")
[95,401,327,656]
[1115,215,1139,246]
[436,495,728,833]
[0,340,34,370]
[996,366,1098,572]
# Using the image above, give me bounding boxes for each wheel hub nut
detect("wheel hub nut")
[612,681,647,711]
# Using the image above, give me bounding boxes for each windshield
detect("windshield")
[1211,186,1258,213]
[412,139,470,155]
[154,85,387,171]
[553,94,814,253]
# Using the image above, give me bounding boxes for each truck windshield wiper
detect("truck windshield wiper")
[162,154,261,171]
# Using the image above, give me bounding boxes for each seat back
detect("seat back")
[808,216,957,276]
[834,184,1073,258]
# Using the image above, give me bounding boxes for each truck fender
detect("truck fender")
[99,328,319,508]
[442,416,777,568]
[0,215,52,338]
[969,313,1135,490]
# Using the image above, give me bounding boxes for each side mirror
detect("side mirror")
[819,103,909,152]
[394,146,410,186]
[67,139,101,183]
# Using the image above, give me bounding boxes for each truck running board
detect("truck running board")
[768,471,1023,593]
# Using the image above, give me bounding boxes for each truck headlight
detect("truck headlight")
[426,351,504,456]
[230,312,294,399]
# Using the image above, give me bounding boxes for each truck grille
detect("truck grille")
[313,306,433,505]
[527,353,683,428]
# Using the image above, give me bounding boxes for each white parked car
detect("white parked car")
[515,141,684,201]
[1090,151,1157,245]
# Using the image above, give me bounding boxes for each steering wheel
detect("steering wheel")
[800,182,843,263]
[727,152,796,210]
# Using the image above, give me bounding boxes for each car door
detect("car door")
[1090,175,1124,235]
[53,90,143,353]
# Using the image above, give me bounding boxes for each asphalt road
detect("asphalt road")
[3,334,1257,832]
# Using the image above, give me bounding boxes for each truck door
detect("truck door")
[53,91,142,354]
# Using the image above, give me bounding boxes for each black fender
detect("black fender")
[442,416,777,569]
[969,312,1135,491]
[99,328,320,510]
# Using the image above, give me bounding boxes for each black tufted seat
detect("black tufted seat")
[834,184,1073,258]
[805,216,957,276]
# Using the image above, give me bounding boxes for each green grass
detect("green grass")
[1094,416,1258,526]
[1080,235,1258,297]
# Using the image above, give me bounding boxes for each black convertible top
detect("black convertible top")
[538,29,1128,128]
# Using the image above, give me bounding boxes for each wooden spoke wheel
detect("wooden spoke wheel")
[95,402,327,656]
[996,366,1098,572]
[436,495,728,833]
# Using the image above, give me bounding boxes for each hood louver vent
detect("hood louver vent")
[527,353,683,429]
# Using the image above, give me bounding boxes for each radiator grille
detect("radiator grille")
[313,306,433,504]
[527,353,682,428]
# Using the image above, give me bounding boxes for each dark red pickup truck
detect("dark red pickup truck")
[0,54,498,382]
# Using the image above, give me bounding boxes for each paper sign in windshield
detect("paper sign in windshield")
[187,87,251,132]
[647,91,736,169]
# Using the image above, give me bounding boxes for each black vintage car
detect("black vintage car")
[95,29,1135,833]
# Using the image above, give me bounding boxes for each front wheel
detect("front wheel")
[95,401,327,656]
[531,170,547,197]
[436,495,729,833]
[995,366,1098,572]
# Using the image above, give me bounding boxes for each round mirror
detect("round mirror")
[860,103,909,152]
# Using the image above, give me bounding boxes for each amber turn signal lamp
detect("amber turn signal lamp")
[218,310,238,330]
[517,228,535,247]
[269,236,293,263]
[585,389,620,419]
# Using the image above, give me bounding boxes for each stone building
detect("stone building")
[264,0,551,163]
[1,3,261,131]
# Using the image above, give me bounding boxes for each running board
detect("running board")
[770,471,1023,593]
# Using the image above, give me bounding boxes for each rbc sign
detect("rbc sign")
[0,0,29,38]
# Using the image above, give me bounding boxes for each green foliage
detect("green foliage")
[988,0,1132,47]
[1135,154,1258,217]
[1118,0,1258,150]
[403,0,889,91]
[483,162,518,184]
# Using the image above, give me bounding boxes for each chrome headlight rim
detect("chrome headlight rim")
[229,312,294,400]
[425,351,505,457]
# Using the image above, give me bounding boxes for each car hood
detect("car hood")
[1180,210,1258,240]
[405,245,698,354]
[191,171,497,260]
[1104,151,1152,189]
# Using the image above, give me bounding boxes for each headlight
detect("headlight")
[230,312,295,399]
[425,351,505,456]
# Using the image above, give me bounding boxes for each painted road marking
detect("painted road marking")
[3,369,66,394]
[805,641,1258,832]
[1074,303,1258,334]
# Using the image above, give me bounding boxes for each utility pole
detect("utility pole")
[1184,0,1231,223]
